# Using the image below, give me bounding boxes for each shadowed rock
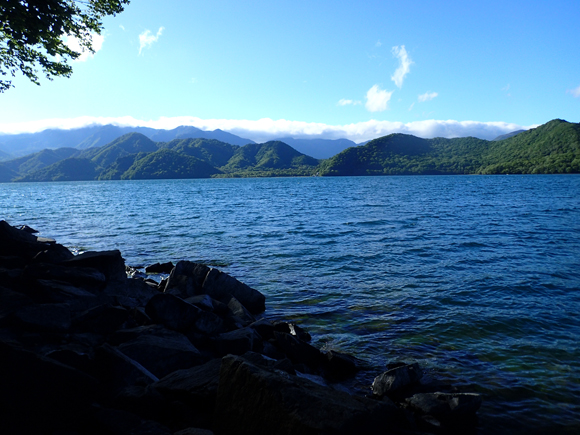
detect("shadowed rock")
[213,354,406,435]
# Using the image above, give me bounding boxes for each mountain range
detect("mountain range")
[0,119,578,182]
[0,124,357,160]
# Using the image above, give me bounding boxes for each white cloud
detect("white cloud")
[375,40,382,47]
[337,99,361,106]
[0,116,535,144]
[365,85,393,112]
[391,45,413,88]
[418,92,438,102]
[408,102,415,111]
[139,27,164,55]
[567,85,580,98]
[63,33,104,62]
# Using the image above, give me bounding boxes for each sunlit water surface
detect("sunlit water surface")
[2,175,579,433]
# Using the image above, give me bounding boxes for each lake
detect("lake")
[1,174,579,433]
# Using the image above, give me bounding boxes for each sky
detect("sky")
[0,0,579,143]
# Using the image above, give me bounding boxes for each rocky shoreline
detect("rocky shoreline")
[0,220,482,434]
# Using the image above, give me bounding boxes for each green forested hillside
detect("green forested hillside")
[14,158,99,182]
[80,133,159,169]
[221,141,319,176]
[160,138,238,167]
[119,149,221,179]
[2,119,579,182]
[319,119,580,176]
[3,147,79,175]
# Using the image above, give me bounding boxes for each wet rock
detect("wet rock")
[372,362,423,398]
[273,331,322,369]
[324,350,361,380]
[405,392,483,420]
[165,261,210,297]
[202,268,266,314]
[249,318,275,340]
[63,250,127,282]
[145,261,175,274]
[213,354,406,435]
[225,295,256,327]
[273,320,312,342]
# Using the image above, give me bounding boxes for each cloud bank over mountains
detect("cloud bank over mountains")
[0,116,535,144]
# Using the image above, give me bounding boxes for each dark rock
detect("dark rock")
[14,303,72,332]
[213,354,406,435]
[111,385,169,426]
[145,293,203,332]
[185,294,217,311]
[0,285,33,322]
[324,350,361,380]
[63,250,127,282]
[174,428,214,435]
[93,406,173,435]
[225,295,256,327]
[18,225,38,234]
[35,278,100,308]
[103,278,159,308]
[24,262,107,289]
[202,268,266,314]
[273,331,322,369]
[165,261,210,297]
[249,318,275,340]
[117,330,204,378]
[73,304,129,334]
[273,320,312,342]
[31,243,75,263]
[190,309,225,336]
[93,343,159,391]
[45,347,94,373]
[213,327,262,356]
[372,362,423,398]
[145,261,175,274]
[0,340,100,433]
[406,392,483,420]
[153,357,222,428]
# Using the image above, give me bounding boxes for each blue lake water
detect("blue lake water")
[1,175,579,433]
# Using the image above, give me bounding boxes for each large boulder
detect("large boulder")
[372,363,423,398]
[165,261,210,297]
[63,250,127,282]
[116,329,204,378]
[202,268,266,315]
[146,293,203,332]
[213,355,406,435]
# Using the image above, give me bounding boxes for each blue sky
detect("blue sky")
[1,0,579,143]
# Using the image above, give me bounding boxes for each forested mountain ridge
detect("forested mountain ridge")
[5,135,320,182]
[319,119,580,176]
[1,119,578,182]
